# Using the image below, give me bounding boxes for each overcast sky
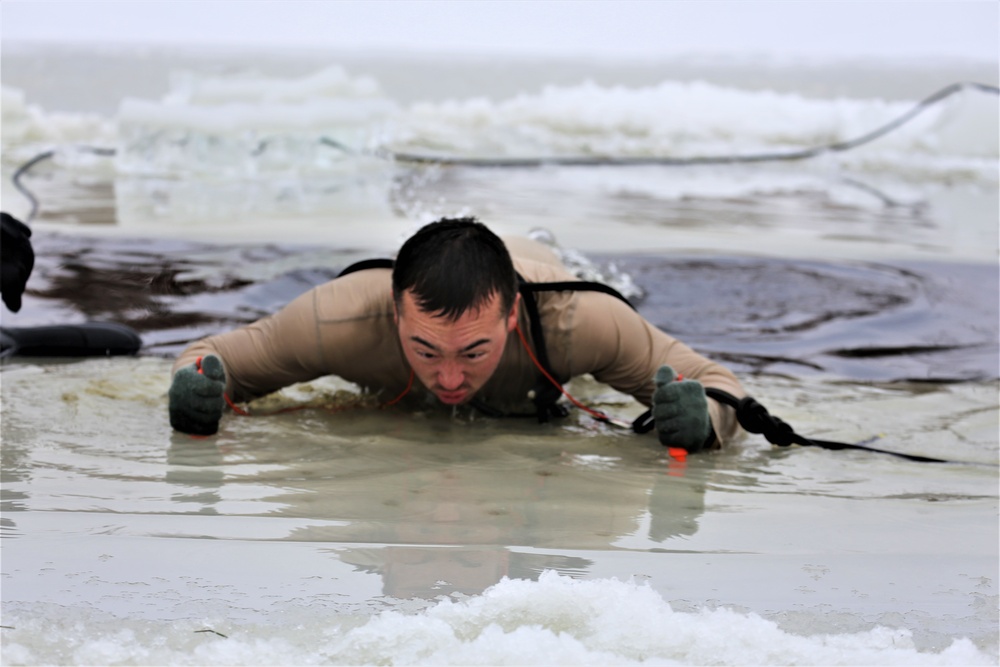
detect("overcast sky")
[2,1,997,61]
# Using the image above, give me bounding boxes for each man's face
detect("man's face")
[395,290,519,405]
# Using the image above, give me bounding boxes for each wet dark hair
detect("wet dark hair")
[393,217,518,320]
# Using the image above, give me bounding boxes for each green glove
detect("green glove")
[169,354,226,435]
[651,365,713,453]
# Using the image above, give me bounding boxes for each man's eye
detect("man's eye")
[416,350,436,360]
[465,352,485,360]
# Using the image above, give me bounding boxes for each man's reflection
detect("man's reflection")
[164,415,712,599]
[341,546,593,599]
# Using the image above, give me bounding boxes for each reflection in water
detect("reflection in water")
[340,547,593,600]
[648,473,705,542]
[160,410,714,598]
[4,349,994,607]
[165,435,226,515]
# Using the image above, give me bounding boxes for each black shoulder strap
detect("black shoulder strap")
[338,258,394,278]
[517,278,639,422]
[515,275,565,421]
[519,281,637,311]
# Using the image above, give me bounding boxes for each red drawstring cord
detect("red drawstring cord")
[381,368,415,407]
[513,323,628,426]
[512,325,689,461]
[223,392,251,416]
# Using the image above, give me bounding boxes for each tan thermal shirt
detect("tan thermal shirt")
[173,237,745,445]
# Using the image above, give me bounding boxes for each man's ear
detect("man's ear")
[392,298,399,326]
[506,293,521,332]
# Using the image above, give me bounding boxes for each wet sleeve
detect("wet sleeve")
[172,284,330,402]
[567,294,744,445]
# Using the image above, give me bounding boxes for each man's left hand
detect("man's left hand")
[652,365,713,453]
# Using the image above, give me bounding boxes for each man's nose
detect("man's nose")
[437,361,465,390]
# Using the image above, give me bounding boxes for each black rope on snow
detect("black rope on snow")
[11,150,54,224]
[384,82,1000,168]
[11,146,115,223]
[10,82,998,220]
[704,388,954,464]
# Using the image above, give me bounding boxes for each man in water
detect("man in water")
[169,218,744,452]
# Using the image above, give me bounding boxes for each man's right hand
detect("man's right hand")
[169,355,226,435]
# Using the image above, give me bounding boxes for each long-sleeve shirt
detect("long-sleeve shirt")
[173,237,745,444]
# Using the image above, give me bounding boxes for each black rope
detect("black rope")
[11,146,115,223]
[519,281,637,311]
[703,388,952,464]
[12,82,997,221]
[384,82,1000,168]
[11,150,54,223]
[635,388,989,465]
[337,258,394,277]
